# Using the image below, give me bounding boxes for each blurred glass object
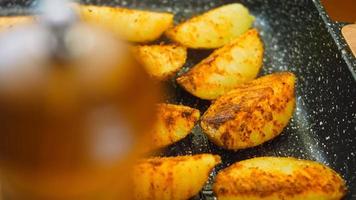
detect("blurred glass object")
[0,0,158,199]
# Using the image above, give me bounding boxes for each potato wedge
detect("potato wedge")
[0,16,34,31]
[150,103,200,149]
[177,29,263,100]
[201,72,295,150]
[134,154,221,200]
[77,4,173,42]
[165,3,254,49]
[214,157,346,200]
[133,45,187,80]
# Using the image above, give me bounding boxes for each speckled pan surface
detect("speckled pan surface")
[1,0,356,199]
[312,0,356,80]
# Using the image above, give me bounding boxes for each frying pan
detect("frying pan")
[1,0,355,199]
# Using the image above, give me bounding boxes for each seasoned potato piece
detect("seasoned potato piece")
[177,29,263,100]
[214,157,346,200]
[150,103,200,149]
[133,45,187,80]
[201,72,295,150]
[165,3,254,49]
[0,16,34,30]
[77,4,173,42]
[134,154,221,200]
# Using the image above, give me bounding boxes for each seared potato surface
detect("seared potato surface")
[133,44,187,80]
[134,154,221,200]
[177,29,263,100]
[214,157,346,200]
[150,104,200,149]
[77,4,173,42]
[165,3,254,49]
[201,72,295,150]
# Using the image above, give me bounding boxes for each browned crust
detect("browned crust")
[150,104,200,149]
[133,44,187,80]
[155,103,199,137]
[137,154,221,166]
[201,72,296,150]
[134,154,221,199]
[165,4,252,49]
[213,157,347,199]
[176,29,263,99]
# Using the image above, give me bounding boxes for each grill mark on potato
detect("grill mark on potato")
[203,88,272,130]
[164,115,175,128]
[202,54,219,66]
[146,159,163,167]
[221,131,231,147]
[178,75,196,91]
[204,104,241,129]
[181,110,193,118]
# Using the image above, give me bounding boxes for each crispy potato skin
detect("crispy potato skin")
[77,4,173,42]
[214,157,347,200]
[177,29,263,100]
[0,16,34,30]
[150,104,200,149]
[134,154,221,200]
[133,45,187,80]
[201,72,295,150]
[165,3,254,49]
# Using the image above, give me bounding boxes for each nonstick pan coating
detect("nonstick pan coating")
[1,0,356,199]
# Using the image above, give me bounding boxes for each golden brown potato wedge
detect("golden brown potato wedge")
[214,157,346,200]
[201,72,295,150]
[134,154,221,200]
[177,29,263,100]
[133,44,187,80]
[150,103,200,149]
[165,3,254,49]
[77,4,173,42]
[0,16,34,31]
